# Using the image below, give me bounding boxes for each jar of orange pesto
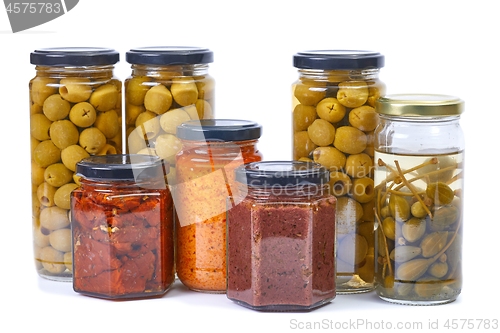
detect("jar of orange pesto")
[174,119,263,293]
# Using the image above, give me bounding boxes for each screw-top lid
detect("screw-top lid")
[30,47,119,66]
[235,161,330,187]
[293,50,384,70]
[76,154,169,182]
[176,119,262,142]
[375,94,464,117]
[126,46,214,65]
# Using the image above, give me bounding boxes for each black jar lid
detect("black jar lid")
[235,161,330,187]
[126,46,214,65]
[176,119,262,142]
[293,50,384,70]
[30,47,119,66]
[76,154,169,182]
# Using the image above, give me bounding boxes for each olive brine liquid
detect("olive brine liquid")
[373,151,463,305]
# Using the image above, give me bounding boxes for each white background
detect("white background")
[1,1,498,332]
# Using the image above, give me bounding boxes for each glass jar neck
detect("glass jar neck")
[298,68,380,81]
[79,177,167,191]
[181,139,258,153]
[35,65,115,80]
[242,183,328,201]
[131,63,209,78]
[378,114,461,124]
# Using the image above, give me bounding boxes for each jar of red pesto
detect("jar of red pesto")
[71,154,174,299]
[174,119,263,293]
[227,161,336,311]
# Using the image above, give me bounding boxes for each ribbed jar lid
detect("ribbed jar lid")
[235,161,330,187]
[176,119,262,142]
[30,47,119,66]
[126,46,213,65]
[293,50,384,70]
[375,94,464,116]
[76,154,168,182]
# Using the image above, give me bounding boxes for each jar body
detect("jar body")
[30,65,122,281]
[71,179,175,299]
[227,186,336,311]
[174,140,262,293]
[125,63,215,180]
[374,115,464,305]
[292,68,385,293]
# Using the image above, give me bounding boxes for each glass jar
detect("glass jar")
[124,46,215,184]
[71,154,175,299]
[173,119,263,293]
[29,47,122,281]
[373,94,464,305]
[227,161,336,311]
[292,50,385,293]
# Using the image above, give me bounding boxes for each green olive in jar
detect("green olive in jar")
[316,97,346,123]
[337,81,369,108]
[307,119,336,146]
[333,126,367,155]
[294,81,326,106]
[293,104,317,131]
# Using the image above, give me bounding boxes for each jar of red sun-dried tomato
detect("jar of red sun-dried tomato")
[71,154,174,299]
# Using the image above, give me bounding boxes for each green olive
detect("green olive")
[49,120,79,150]
[69,102,97,128]
[316,97,346,123]
[293,104,317,132]
[348,105,377,131]
[293,131,317,160]
[59,78,92,103]
[43,94,71,121]
[144,84,173,115]
[170,77,199,106]
[294,81,326,106]
[89,83,119,112]
[312,146,346,171]
[333,126,367,155]
[344,153,373,178]
[307,119,335,146]
[337,80,369,108]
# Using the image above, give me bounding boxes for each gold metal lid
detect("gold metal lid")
[375,94,464,116]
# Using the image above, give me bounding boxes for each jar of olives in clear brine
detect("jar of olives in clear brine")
[124,46,215,185]
[30,47,123,281]
[374,94,464,305]
[292,50,385,293]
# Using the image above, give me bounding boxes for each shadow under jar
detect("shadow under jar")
[227,161,336,311]
[374,94,464,305]
[292,50,386,294]
[29,47,122,281]
[71,154,174,299]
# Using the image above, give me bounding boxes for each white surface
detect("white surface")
[1,1,498,332]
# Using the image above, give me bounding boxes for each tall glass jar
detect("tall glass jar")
[124,46,215,185]
[173,119,263,293]
[227,161,337,311]
[373,94,464,305]
[292,50,385,293]
[71,154,174,299]
[29,47,122,281]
